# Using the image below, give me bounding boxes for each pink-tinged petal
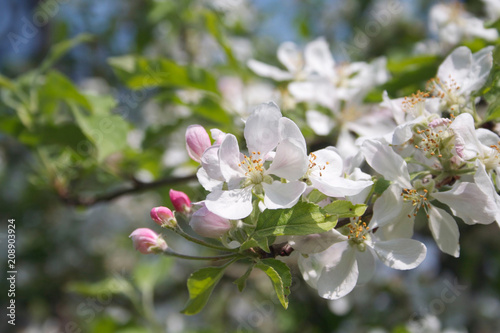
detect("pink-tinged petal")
[129,228,167,254]
[369,238,427,270]
[196,168,223,192]
[205,187,253,220]
[218,134,245,182]
[361,139,411,188]
[201,145,224,181]
[266,139,308,180]
[277,41,303,74]
[247,59,294,81]
[450,113,482,160]
[185,125,211,162]
[428,206,460,258]
[244,102,282,156]
[279,117,307,153]
[169,189,191,213]
[150,206,176,227]
[189,204,231,238]
[317,242,359,300]
[262,181,306,210]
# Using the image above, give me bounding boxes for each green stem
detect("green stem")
[163,250,240,261]
[174,229,239,252]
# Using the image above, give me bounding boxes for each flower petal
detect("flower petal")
[266,139,308,180]
[304,37,335,78]
[361,139,411,188]
[306,110,335,136]
[288,229,348,254]
[355,250,375,285]
[262,181,306,210]
[247,59,293,81]
[218,134,244,182]
[205,187,253,220]
[317,242,358,300]
[370,238,427,270]
[279,117,307,153]
[428,206,460,257]
[277,41,303,73]
[244,102,282,156]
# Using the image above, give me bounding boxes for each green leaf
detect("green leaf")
[306,189,327,204]
[486,96,500,121]
[71,106,129,162]
[234,264,254,292]
[255,259,292,309]
[182,265,229,315]
[108,55,219,93]
[322,200,367,218]
[39,71,92,113]
[253,201,335,238]
[39,34,93,73]
[373,177,391,196]
[240,237,270,253]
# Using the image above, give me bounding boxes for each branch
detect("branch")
[59,174,198,207]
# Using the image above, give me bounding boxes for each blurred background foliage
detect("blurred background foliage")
[0,0,500,332]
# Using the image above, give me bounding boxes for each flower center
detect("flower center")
[481,142,500,172]
[402,91,431,117]
[401,188,431,218]
[413,119,453,159]
[347,219,370,251]
[306,153,329,178]
[239,152,265,185]
[427,77,466,113]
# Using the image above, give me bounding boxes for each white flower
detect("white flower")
[429,3,498,46]
[204,102,308,220]
[483,0,500,21]
[305,147,373,198]
[299,225,426,300]
[428,46,494,114]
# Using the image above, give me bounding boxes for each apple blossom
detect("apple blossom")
[169,189,191,214]
[150,206,177,228]
[129,228,167,254]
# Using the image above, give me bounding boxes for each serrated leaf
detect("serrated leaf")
[253,202,334,238]
[234,264,254,292]
[182,265,229,315]
[322,200,367,218]
[255,259,291,309]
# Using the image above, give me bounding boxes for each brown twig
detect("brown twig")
[59,174,198,207]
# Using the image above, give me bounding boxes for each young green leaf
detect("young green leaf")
[181,265,229,315]
[322,200,367,218]
[253,202,336,238]
[234,264,254,292]
[255,259,292,309]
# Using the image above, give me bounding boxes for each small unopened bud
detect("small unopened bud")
[190,205,231,238]
[150,206,177,228]
[186,125,211,162]
[169,189,191,214]
[129,228,167,254]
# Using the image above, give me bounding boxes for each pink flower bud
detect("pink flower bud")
[189,205,232,238]
[150,206,176,228]
[169,189,191,214]
[186,125,211,162]
[129,228,167,254]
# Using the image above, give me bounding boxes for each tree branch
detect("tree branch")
[59,174,198,207]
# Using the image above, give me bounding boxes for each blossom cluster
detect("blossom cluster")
[129,6,500,311]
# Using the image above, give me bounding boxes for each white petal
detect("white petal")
[196,167,223,192]
[218,134,245,181]
[370,238,427,270]
[266,139,308,180]
[277,41,303,73]
[306,110,335,136]
[289,229,348,254]
[317,242,358,300]
[355,250,375,285]
[205,187,253,220]
[473,162,500,224]
[304,37,335,78]
[428,206,460,257]
[361,139,411,188]
[279,117,307,153]
[432,182,496,225]
[244,102,282,156]
[370,184,405,228]
[200,145,223,181]
[247,59,293,81]
[450,113,482,160]
[262,181,306,210]
[312,174,373,197]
